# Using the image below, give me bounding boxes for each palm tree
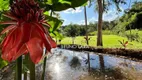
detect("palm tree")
[97,0,103,46]
[84,6,91,72]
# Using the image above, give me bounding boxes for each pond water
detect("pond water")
[36,48,142,80]
[1,48,142,80]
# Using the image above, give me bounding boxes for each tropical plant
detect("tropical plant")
[0,0,56,80]
[118,40,129,48]
[84,35,91,45]
[0,0,56,64]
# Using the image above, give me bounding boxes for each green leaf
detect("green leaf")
[50,31,64,40]
[46,16,63,32]
[43,11,50,16]
[40,0,88,11]
[0,0,9,11]
[69,0,87,7]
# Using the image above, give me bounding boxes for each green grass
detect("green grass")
[60,35,142,49]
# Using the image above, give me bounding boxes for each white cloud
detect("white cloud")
[62,8,120,26]
[77,17,98,25]
[63,7,83,14]
[88,17,98,22]
[103,8,119,21]
[77,20,85,25]
[62,19,70,26]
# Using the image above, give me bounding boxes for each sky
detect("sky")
[58,0,141,26]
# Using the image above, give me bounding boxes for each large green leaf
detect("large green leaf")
[46,16,63,32]
[66,0,87,7]
[39,0,87,11]
[50,30,64,40]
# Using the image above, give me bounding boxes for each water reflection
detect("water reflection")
[54,63,60,73]
[1,48,142,80]
[39,49,142,80]
[99,55,105,73]
[70,56,81,69]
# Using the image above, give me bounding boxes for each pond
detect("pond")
[36,48,142,80]
[1,48,142,80]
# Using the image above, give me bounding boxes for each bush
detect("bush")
[123,30,142,42]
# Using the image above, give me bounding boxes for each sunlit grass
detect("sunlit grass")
[60,35,142,49]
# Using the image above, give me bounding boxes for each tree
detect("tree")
[64,24,78,44]
[97,0,103,46]
[89,0,126,46]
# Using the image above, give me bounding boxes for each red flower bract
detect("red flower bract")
[0,0,56,64]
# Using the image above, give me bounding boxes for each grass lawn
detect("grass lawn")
[59,35,142,49]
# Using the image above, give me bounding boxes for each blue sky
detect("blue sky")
[58,0,141,26]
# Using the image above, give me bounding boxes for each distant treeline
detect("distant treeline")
[61,21,115,37]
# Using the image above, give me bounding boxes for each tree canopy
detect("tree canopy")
[113,2,142,33]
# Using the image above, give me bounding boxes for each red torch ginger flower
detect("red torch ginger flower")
[0,0,56,64]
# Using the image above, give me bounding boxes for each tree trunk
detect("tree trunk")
[72,37,75,44]
[84,6,90,72]
[97,0,103,46]
[84,6,89,45]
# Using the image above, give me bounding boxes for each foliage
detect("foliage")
[90,0,126,12]
[112,2,142,33]
[0,57,7,69]
[62,22,114,37]
[38,0,87,11]
[125,30,142,43]
[0,0,88,11]
[129,2,142,13]
[0,0,9,11]
[63,24,79,37]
